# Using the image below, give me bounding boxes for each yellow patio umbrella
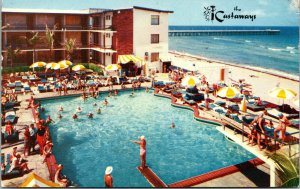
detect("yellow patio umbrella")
[29,61,46,68]
[105,64,121,71]
[240,96,247,112]
[72,64,86,71]
[20,173,60,187]
[53,62,69,70]
[46,62,57,69]
[181,76,200,88]
[268,87,297,100]
[58,60,73,66]
[217,87,240,99]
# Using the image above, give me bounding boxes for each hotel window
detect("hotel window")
[106,33,111,38]
[151,15,160,25]
[106,15,111,20]
[151,34,159,44]
[151,52,159,62]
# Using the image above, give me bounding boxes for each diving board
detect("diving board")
[137,167,168,187]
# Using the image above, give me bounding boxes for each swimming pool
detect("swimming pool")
[40,90,255,187]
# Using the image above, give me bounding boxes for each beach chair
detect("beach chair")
[14,87,22,94]
[7,83,16,88]
[37,85,47,93]
[15,81,23,88]
[266,108,299,119]
[290,119,299,128]
[247,103,266,112]
[24,85,32,93]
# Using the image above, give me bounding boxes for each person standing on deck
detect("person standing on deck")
[104,166,113,188]
[131,135,147,169]
[29,124,37,154]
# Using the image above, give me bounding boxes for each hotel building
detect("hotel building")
[1,6,173,73]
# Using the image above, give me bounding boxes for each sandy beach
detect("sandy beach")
[168,51,299,109]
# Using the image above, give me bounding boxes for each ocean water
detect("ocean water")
[40,90,255,187]
[169,26,299,77]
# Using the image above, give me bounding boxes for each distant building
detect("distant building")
[1,6,173,73]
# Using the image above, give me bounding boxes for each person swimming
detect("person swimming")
[103,99,108,106]
[114,90,118,96]
[96,108,101,114]
[145,87,149,93]
[130,92,134,97]
[40,106,45,112]
[108,91,112,97]
[76,106,82,113]
[72,114,78,120]
[87,112,93,118]
[93,102,97,107]
[58,106,63,111]
[58,113,62,119]
[170,122,175,128]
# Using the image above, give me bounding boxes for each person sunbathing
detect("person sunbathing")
[255,98,263,106]
[8,153,29,174]
[5,121,14,136]
[274,113,290,142]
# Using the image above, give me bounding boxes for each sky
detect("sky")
[2,0,299,26]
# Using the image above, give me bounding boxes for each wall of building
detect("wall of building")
[112,9,133,56]
[133,9,169,72]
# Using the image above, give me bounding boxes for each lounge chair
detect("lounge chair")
[38,85,46,93]
[229,114,243,123]
[24,85,31,93]
[183,98,196,105]
[3,131,19,143]
[242,115,256,125]
[212,106,226,114]
[7,83,15,88]
[215,101,226,107]
[228,104,240,113]
[266,108,299,119]
[14,87,22,93]
[290,119,299,128]
[15,81,23,88]
[247,103,266,112]
[21,76,28,81]
[5,111,16,123]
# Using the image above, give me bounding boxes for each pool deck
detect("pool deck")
[1,82,151,187]
[2,93,49,187]
[2,81,298,187]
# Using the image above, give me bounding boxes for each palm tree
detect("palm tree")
[64,38,76,61]
[7,45,21,67]
[267,152,299,187]
[25,32,40,63]
[45,24,56,61]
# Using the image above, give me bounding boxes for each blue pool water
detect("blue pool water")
[40,90,255,187]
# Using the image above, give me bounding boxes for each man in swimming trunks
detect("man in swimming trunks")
[274,113,290,142]
[104,166,113,187]
[131,135,147,169]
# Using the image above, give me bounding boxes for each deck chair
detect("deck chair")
[38,85,46,93]
[15,81,23,88]
[24,85,31,93]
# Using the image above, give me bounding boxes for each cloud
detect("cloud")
[258,0,268,5]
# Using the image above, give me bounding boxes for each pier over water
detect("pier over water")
[169,29,280,36]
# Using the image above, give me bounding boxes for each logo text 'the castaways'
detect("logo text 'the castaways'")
[204,6,257,23]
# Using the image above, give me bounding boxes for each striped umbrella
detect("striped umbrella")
[58,60,73,66]
[268,87,297,100]
[72,65,86,71]
[217,87,240,99]
[29,61,46,68]
[117,55,144,65]
[105,64,121,71]
[53,62,69,70]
